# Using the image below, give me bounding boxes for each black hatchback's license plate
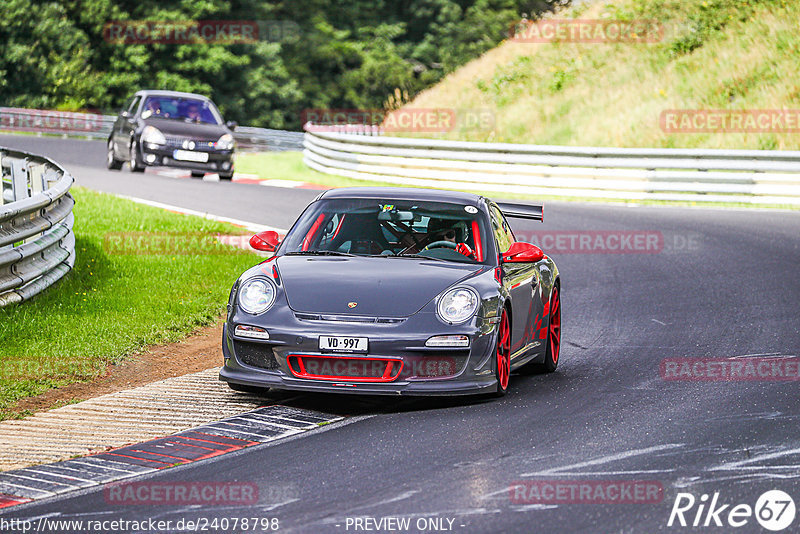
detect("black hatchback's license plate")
[319,336,368,353]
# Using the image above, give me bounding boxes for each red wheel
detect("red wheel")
[495,308,511,396]
[543,285,561,372]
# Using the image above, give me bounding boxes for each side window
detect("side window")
[121,97,134,112]
[490,206,513,253]
[500,211,516,245]
[127,96,142,115]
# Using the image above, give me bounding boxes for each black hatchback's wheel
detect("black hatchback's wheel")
[128,140,145,173]
[227,382,269,395]
[218,171,233,180]
[106,139,123,170]
[191,171,205,178]
[494,307,511,396]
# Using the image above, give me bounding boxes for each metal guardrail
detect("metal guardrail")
[303,124,800,205]
[0,147,75,306]
[232,126,304,152]
[0,107,304,152]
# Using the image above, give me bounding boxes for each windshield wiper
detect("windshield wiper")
[390,253,449,262]
[284,251,356,257]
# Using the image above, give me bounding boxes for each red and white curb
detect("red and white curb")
[0,367,342,509]
[0,405,341,509]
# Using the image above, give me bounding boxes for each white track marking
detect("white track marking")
[113,194,286,233]
[519,443,684,477]
[708,447,800,471]
[511,504,559,511]
[730,352,797,359]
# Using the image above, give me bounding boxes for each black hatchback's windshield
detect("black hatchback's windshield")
[280,198,489,264]
[140,96,222,125]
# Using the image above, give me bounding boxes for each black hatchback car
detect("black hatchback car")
[107,90,237,179]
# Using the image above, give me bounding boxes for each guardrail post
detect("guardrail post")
[10,159,28,204]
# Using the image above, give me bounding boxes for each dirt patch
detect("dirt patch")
[11,318,225,415]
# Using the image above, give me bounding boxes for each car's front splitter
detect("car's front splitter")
[219,364,498,396]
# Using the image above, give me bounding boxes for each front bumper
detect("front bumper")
[140,144,234,173]
[219,310,500,396]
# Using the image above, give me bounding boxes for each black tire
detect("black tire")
[227,382,270,395]
[106,139,123,170]
[218,172,233,180]
[519,284,561,374]
[191,171,205,178]
[128,140,145,173]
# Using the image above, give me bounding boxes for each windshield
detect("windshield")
[140,96,222,125]
[280,198,489,264]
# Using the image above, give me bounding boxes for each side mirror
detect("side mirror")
[502,242,544,263]
[226,120,238,131]
[120,110,130,118]
[249,230,280,252]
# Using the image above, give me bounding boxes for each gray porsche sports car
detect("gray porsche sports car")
[220,187,561,396]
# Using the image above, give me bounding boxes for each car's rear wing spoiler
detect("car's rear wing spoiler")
[497,202,544,223]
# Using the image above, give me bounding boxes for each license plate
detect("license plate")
[319,336,368,353]
[173,149,209,162]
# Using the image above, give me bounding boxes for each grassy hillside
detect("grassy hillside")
[397,0,800,150]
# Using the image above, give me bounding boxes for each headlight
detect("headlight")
[436,287,479,325]
[141,125,166,145]
[215,133,235,150]
[237,278,276,315]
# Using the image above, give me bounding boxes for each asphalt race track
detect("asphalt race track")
[2,134,800,533]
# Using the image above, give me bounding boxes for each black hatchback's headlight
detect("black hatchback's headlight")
[237,277,277,315]
[215,133,235,151]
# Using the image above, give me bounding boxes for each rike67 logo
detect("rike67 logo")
[668,490,796,531]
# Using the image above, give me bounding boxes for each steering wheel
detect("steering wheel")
[423,240,457,251]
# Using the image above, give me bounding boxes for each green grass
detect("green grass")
[398,0,800,150]
[0,187,260,420]
[235,151,381,189]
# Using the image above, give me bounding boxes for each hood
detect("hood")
[276,256,481,317]
[142,117,229,141]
